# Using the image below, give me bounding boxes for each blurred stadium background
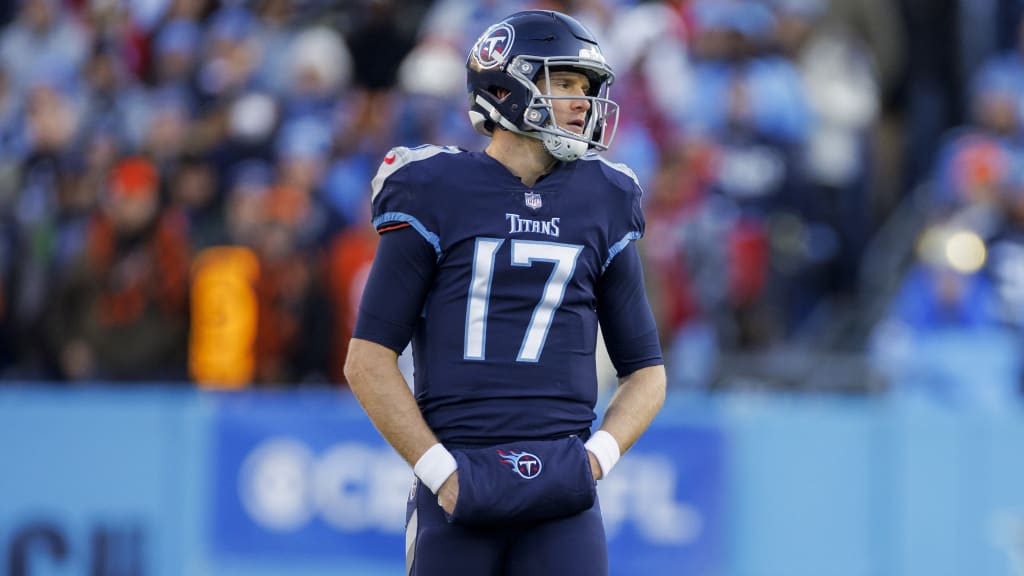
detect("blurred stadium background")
[1,0,1024,574]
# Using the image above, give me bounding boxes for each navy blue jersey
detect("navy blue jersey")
[357,145,661,446]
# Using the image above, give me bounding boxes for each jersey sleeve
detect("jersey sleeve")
[596,241,663,377]
[352,225,437,353]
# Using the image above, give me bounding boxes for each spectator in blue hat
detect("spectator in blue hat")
[279,25,352,121]
[221,158,273,248]
[80,39,148,156]
[0,0,90,98]
[685,0,748,137]
[152,18,199,85]
[272,116,338,247]
[392,35,478,150]
[685,0,811,144]
[248,0,300,97]
[969,14,1024,139]
[196,6,260,101]
[138,87,194,173]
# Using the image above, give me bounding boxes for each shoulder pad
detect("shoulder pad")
[371,145,462,201]
[581,154,643,194]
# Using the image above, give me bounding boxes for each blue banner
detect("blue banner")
[210,393,410,562]
[600,425,723,576]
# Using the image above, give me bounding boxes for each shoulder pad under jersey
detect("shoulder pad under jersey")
[371,145,462,201]
[581,154,643,194]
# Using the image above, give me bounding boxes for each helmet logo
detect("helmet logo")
[473,23,515,69]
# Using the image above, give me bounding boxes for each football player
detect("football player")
[344,10,666,575]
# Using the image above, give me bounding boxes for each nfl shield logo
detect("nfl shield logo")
[524,192,542,210]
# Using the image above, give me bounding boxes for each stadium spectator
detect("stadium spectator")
[45,156,191,381]
[927,60,1024,246]
[0,0,89,98]
[168,153,222,250]
[249,184,331,385]
[149,18,201,99]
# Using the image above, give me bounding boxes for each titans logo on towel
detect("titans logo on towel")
[497,449,543,479]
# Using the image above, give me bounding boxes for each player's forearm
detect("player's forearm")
[596,364,666,455]
[344,337,440,467]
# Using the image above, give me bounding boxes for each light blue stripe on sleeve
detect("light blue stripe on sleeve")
[601,231,642,273]
[373,212,442,261]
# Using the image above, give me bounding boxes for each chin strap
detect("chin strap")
[497,120,588,162]
[542,132,588,161]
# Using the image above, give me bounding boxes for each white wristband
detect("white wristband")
[413,443,457,494]
[585,430,621,478]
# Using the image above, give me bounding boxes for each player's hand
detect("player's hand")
[588,451,603,481]
[437,471,460,515]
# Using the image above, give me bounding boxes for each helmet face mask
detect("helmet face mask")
[466,11,620,161]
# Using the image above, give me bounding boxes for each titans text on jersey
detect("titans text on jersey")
[506,213,560,237]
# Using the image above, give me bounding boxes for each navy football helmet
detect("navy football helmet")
[466,10,619,161]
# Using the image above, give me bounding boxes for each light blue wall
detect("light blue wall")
[0,387,1022,576]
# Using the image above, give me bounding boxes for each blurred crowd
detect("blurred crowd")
[1,0,1023,394]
